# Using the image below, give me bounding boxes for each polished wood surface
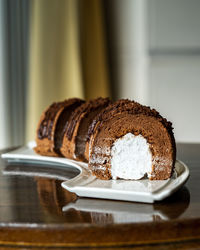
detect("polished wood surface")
[0,143,200,249]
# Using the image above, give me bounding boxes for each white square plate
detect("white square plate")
[1,142,189,203]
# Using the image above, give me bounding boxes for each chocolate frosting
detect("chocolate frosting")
[38,102,65,140]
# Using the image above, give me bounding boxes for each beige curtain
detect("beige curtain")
[26,0,110,142]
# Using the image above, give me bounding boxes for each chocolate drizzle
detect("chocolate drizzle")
[38,102,64,140]
[37,98,85,140]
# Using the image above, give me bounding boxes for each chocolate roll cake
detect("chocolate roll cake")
[60,97,111,162]
[88,100,176,180]
[34,98,85,157]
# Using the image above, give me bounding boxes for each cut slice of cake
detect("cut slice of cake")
[88,100,176,180]
[34,98,85,157]
[60,97,111,162]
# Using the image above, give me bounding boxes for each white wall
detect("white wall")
[115,0,149,105]
[148,0,200,50]
[106,0,149,105]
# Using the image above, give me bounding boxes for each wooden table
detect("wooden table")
[0,144,200,249]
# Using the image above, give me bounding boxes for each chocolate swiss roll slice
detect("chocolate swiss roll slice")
[88,100,176,180]
[34,98,85,157]
[60,97,111,162]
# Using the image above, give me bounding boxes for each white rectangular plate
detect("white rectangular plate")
[1,142,189,203]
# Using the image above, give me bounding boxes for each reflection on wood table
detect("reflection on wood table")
[0,143,200,249]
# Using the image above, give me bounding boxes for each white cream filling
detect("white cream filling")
[111,133,152,180]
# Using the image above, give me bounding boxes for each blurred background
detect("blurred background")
[0,0,200,149]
